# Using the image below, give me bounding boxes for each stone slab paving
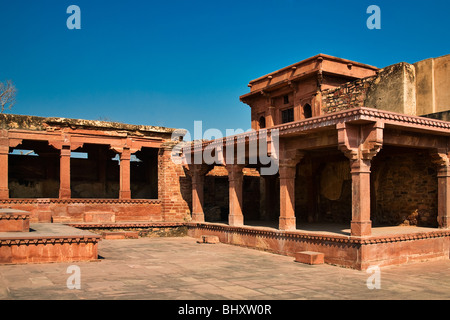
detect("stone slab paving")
[0,236,449,300]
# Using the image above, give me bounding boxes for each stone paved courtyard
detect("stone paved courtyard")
[0,236,449,300]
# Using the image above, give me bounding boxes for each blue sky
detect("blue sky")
[0,0,449,137]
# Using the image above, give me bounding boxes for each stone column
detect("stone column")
[0,138,9,198]
[350,159,372,236]
[437,162,450,229]
[227,164,244,226]
[266,106,275,128]
[191,166,205,223]
[119,148,131,199]
[279,163,297,231]
[59,145,71,199]
[278,149,304,231]
[337,122,383,237]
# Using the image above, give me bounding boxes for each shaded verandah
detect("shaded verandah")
[182,107,450,238]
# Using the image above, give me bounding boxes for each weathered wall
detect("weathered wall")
[321,77,375,114]
[322,54,450,117]
[371,148,438,227]
[322,62,417,115]
[158,143,192,222]
[414,54,450,115]
[365,62,417,115]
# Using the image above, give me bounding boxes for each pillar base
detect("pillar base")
[0,188,9,199]
[438,216,449,229]
[59,188,71,199]
[191,212,205,223]
[119,191,131,199]
[351,220,372,237]
[279,217,296,231]
[228,214,244,227]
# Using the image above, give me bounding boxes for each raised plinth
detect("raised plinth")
[0,223,102,264]
[187,222,450,270]
[0,209,30,232]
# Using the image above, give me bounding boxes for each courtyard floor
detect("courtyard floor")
[0,236,449,300]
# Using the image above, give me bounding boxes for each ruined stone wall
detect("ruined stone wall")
[322,62,417,116]
[321,76,376,114]
[371,149,438,227]
[158,144,191,222]
[322,55,450,117]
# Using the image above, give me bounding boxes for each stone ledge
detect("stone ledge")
[102,231,139,240]
[0,199,162,205]
[68,222,185,229]
[187,222,450,245]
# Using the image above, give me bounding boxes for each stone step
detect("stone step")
[294,251,325,265]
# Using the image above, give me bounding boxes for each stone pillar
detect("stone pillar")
[227,164,244,226]
[437,162,450,229]
[119,148,131,199]
[337,122,383,237]
[191,166,205,223]
[279,163,297,231]
[59,145,71,199]
[266,106,275,128]
[350,159,372,236]
[0,135,9,198]
[278,150,304,231]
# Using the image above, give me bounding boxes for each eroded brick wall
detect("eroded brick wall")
[321,76,376,114]
[371,149,438,227]
[158,144,191,222]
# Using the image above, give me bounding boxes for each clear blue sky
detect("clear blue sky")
[1,0,449,137]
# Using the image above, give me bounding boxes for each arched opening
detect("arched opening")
[9,140,60,198]
[303,104,312,119]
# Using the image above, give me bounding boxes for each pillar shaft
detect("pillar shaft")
[350,159,372,236]
[227,164,244,226]
[279,165,296,231]
[119,148,131,199]
[0,131,8,198]
[191,171,205,223]
[437,165,450,228]
[59,146,71,199]
[266,106,275,128]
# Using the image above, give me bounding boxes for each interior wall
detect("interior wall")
[371,147,438,227]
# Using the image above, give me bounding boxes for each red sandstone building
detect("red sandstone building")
[1,53,449,269]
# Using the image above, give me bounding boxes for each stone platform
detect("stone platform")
[187,222,450,270]
[0,223,101,264]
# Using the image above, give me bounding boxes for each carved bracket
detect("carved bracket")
[337,121,384,162]
[430,149,450,170]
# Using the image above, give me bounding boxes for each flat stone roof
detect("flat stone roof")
[0,113,181,135]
